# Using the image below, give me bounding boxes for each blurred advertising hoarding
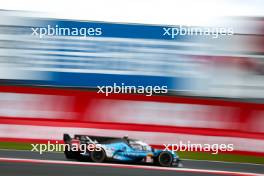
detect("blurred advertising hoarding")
[0,13,264,99]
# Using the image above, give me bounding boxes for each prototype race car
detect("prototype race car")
[63,134,182,167]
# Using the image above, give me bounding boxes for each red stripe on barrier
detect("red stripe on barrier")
[0,85,264,107]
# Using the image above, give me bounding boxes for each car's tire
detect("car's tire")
[157,151,173,167]
[90,149,106,163]
[64,146,76,159]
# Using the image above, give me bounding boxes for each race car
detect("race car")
[63,134,182,167]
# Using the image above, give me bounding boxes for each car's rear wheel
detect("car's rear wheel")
[90,149,106,163]
[157,151,173,167]
[64,146,76,159]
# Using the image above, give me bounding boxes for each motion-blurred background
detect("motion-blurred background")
[0,0,263,163]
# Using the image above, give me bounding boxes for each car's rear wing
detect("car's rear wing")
[63,133,72,142]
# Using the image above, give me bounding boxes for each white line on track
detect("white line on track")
[0,157,262,176]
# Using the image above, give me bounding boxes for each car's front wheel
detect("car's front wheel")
[157,151,173,167]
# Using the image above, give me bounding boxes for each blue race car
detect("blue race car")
[63,134,182,167]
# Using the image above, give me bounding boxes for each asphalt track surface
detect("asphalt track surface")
[0,150,263,176]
